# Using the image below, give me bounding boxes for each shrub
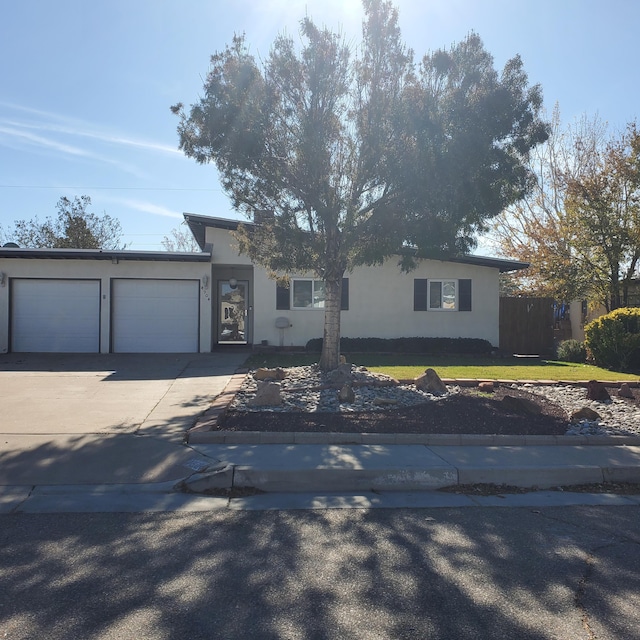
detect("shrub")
[584,307,640,372]
[556,339,587,363]
[305,336,494,355]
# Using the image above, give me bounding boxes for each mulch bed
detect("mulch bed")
[219,387,570,436]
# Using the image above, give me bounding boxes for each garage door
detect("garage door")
[111,279,199,352]
[11,279,100,352]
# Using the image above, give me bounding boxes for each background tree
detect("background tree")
[161,221,201,252]
[6,196,123,249]
[492,108,605,300]
[564,122,640,310]
[493,112,640,311]
[172,0,548,370]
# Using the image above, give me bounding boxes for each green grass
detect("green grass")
[244,353,640,382]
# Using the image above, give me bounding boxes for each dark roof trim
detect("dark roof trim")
[447,255,529,273]
[0,247,211,262]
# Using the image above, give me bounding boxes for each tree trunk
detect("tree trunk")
[319,277,342,371]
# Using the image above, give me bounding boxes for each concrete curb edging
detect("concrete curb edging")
[187,430,640,446]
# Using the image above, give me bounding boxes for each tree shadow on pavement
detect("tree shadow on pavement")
[0,505,639,639]
[0,352,248,381]
[0,433,200,485]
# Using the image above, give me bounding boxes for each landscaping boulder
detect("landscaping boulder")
[248,381,283,406]
[618,383,634,399]
[326,363,353,385]
[586,380,610,402]
[570,407,601,422]
[478,381,495,393]
[254,367,286,381]
[415,368,448,395]
[338,383,355,404]
[500,395,542,415]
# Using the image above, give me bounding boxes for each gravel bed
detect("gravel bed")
[225,365,640,437]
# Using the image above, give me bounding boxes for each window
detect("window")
[429,280,457,310]
[414,278,472,312]
[276,278,349,310]
[293,279,325,308]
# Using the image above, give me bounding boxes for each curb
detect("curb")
[187,430,640,446]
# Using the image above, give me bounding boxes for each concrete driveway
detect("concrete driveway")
[0,352,249,486]
[0,352,248,436]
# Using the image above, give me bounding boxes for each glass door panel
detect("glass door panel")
[218,280,248,344]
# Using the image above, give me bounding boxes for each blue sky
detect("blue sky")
[1,0,638,251]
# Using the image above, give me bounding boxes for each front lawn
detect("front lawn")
[244,352,640,382]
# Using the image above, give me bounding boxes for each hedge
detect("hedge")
[305,336,494,355]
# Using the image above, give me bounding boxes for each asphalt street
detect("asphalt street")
[2,505,639,640]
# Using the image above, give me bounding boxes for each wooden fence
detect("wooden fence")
[499,297,555,355]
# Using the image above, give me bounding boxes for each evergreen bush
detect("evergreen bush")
[584,307,640,372]
[305,336,494,355]
[556,339,587,363]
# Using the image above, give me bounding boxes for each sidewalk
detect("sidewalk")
[183,441,640,493]
[3,440,640,514]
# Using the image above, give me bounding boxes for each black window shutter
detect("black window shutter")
[341,278,349,310]
[414,279,428,311]
[459,279,472,311]
[276,284,290,310]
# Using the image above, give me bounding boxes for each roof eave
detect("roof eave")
[0,248,211,262]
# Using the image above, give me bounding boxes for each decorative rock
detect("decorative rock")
[373,397,399,406]
[415,368,448,395]
[248,381,283,406]
[570,406,601,422]
[586,380,611,402]
[370,377,400,387]
[254,367,286,381]
[478,381,495,393]
[338,383,355,403]
[618,383,634,399]
[326,363,353,385]
[500,395,542,415]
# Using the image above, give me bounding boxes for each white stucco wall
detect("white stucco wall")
[251,257,500,348]
[204,226,500,348]
[205,227,253,265]
[0,257,212,353]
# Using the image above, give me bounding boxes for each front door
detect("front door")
[218,280,249,344]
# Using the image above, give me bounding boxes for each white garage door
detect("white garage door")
[111,279,199,352]
[11,279,100,352]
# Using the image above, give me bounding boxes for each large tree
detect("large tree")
[6,196,123,250]
[172,0,548,370]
